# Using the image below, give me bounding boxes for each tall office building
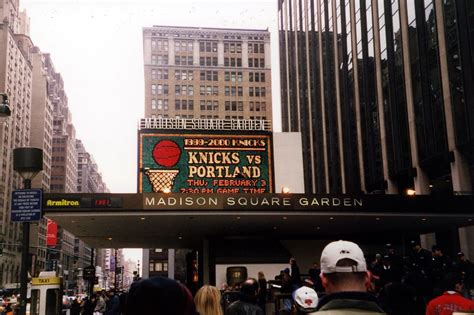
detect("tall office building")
[143,25,272,121]
[279,0,474,255]
[51,82,78,193]
[29,49,55,274]
[0,2,33,285]
[141,25,273,281]
[279,0,473,196]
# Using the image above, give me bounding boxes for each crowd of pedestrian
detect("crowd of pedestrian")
[2,239,474,315]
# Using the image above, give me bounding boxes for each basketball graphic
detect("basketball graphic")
[152,140,182,167]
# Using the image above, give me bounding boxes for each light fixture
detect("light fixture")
[236,216,241,220]
[406,189,416,196]
[281,186,291,194]
[329,217,334,220]
[429,184,433,188]
[108,237,113,241]
[0,93,11,122]
[273,226,277,230]
[140,217,146,220]
[316,226,321,230]
[421,218,427,222]
[283,216,287,220]
[178,236,183,240]
[468,218,472,222]
[375,217,380,221]
[162,187,171,194]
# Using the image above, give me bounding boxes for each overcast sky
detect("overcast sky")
[20,0,282,195]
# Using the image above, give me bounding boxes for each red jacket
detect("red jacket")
[426,291,474,315]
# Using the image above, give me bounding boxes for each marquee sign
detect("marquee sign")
[138,132,274,193]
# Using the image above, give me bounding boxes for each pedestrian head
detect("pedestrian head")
[240,278,259,302]
[432,245,442,256]
[257,271,265,281]
[441,272,464,293]
[194,285,223,315]
[319,240,370,294]
[292,286,318,313]
[410,240,421,251]
[124,276,197,315]
[457,252,466,261]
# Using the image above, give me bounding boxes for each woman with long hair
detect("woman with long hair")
[194,285,223,315]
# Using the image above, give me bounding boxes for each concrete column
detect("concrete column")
[434,0,473,257]
[420,233,436,252]
[316,0,330,192]
[264,42,271,67]
[168,249,175,279]
[143,35,151,65]
[459,228,474,260]
[371,0,397,193]
[142,249,149,279]
[242,41,249,68]
[193,40,200,66]
[335,0,347,193]
[218,41,224,66]
[434,0,473,194]
[168,38,175,65]
[399,0,430,195]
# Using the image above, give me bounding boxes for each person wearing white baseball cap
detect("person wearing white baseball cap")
[292,286,319,314]
[315,240,386,314]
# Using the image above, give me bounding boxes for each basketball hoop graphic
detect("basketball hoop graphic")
[144,140,181,192]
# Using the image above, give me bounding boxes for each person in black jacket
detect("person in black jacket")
[225,278,263,315]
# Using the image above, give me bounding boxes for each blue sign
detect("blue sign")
[11,189,43,222]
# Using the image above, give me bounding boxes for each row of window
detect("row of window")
[151,99,267,112]
[149,261,168,272]
[175,56,193,66]
[200,57,218,67]
[152,55,266,68]
[152,69,265,83]
[151,114,267,120]
[153,40,264,54]
[151,84,267,97]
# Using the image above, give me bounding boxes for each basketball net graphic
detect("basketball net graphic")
[144,139,182,192]
[144,169,179,192]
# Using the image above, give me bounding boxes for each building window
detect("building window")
[149,263,155,272]
[151,69,168,80]
[155,263,162,271]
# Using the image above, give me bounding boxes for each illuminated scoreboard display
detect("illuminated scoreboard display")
[138,131,274,193]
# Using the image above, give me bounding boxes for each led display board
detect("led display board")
[138,131,274,193]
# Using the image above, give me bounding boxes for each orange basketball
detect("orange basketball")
[152,140,181,167]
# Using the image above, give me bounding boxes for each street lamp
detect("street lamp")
[13,147,43,315]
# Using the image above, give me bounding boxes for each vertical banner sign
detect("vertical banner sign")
[139,133,273,193]
[46,219,58,246]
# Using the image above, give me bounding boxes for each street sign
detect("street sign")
[83,265,96,280]
[11,189,42,222]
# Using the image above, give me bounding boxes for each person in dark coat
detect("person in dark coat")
[257,271,267,313]
[105,289,121,315]
[124,276,197,315]
[308,262,324,293]
[81,296,96,315]
[225,278,264,315]
[70,296,82,315]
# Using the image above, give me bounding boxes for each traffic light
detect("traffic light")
[51,260,58,271]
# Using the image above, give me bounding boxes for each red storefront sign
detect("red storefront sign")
[46,219,58,246]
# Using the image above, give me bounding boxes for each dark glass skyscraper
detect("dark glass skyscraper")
[279,0,474,197]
